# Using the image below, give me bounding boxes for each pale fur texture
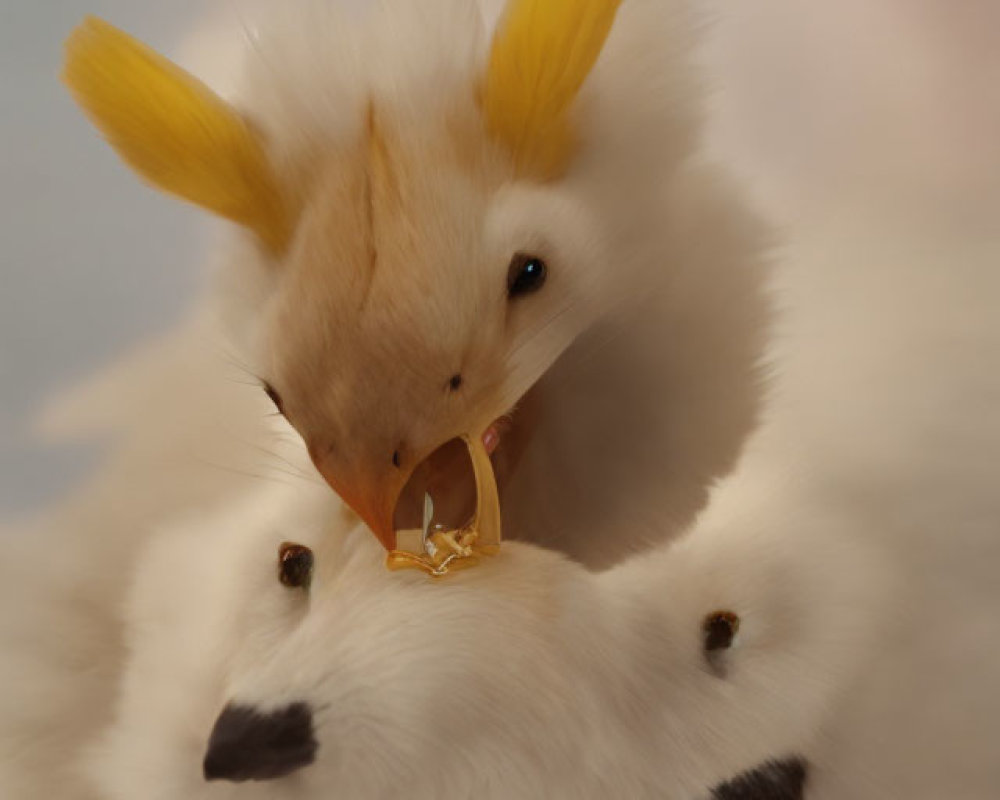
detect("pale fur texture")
[211,0,768,565]
[3,0,999,798]
[80,482,886,799]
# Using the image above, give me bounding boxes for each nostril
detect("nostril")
[306,440,335,466]
[203,702,317,783]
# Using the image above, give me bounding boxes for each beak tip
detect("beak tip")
[314,469,397,551]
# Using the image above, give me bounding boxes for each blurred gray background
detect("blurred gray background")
[1,0,207,514]
[2,0,999,518]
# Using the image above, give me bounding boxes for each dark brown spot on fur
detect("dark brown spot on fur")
[278,542,314,589]
[703,609,740,652]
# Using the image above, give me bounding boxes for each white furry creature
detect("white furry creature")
[81,479,883,799]
[61,0,770,569]
[2,0,999,798]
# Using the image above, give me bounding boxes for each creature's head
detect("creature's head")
[63,1,630,549]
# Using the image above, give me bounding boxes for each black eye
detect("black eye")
[507,253,547,298]
[278,542,313,589]
[262,381,284,415]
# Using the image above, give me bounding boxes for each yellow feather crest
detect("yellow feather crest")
[62,16,290,252]
[482,0,623,179]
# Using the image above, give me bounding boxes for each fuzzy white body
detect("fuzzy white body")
[2,0,999,798]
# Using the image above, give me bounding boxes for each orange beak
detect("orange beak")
[309,453,400,550]
[330,477,397,550]
[308,428,502,553]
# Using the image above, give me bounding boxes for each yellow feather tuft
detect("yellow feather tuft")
[62,16,289,252]
[482,0,623,179]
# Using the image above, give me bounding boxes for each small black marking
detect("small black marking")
[703,610,740,652]
[278,542,313,589]
[448,373,463,392]
[392,450,402,468]
[711,757,808,800]
[203,702,317,782]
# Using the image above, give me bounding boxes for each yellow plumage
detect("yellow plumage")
[62,16,289,252]
[482,0,623,179]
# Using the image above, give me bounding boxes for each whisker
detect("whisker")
[215,347,261,383]
[224,377,266,388]
[237,437,325,487]
[190,456,303,490]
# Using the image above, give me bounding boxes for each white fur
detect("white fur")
[80,481,886,799]
[2,1,999,798]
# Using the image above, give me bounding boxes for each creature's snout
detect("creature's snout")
[203,702,317,782]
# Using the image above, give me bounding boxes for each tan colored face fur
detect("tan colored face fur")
[62,2,624,550]
[260,107,523,546]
